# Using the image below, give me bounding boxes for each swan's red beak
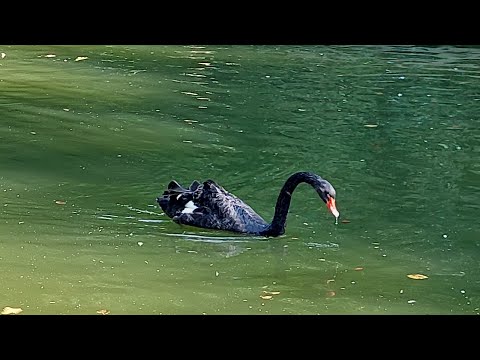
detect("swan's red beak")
[326,197,339,219]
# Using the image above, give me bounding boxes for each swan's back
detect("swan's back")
[157,179,269,234]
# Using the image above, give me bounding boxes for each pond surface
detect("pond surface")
[1,45,479,314]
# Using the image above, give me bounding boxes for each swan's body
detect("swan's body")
[156,171,339,237]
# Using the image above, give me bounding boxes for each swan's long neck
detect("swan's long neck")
[264,172,326,237]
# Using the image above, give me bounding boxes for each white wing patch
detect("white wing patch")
[181,200,198,214]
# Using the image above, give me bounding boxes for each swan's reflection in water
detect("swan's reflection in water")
[161,231,290,278]
[163,232,255,258]
[161,231,340,285]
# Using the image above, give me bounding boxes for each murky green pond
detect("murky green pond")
[1,45,479,314]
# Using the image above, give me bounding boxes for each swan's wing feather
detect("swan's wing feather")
[159,179,268,234]
[158,180,196,218]
[189,180,201,191]
[195,180,252,214]
[167,180,186,191]
[192,206,212,214]
[188,180,268,232]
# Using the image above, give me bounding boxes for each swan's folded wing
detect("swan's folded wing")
[173,208,223,230]
[163,178,268,233]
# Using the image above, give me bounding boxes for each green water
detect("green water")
[1,45,479,314]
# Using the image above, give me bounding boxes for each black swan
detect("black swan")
[156,171,339,237]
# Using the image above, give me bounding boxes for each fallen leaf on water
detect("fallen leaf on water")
[407,274,428,280]
[354,267,364,271]
[326,279,335,284]
[263,291,280,295]
[75,56,89,62]
[45,54,56,58]
[341,219,351,224]
[96,309,110,315]
[2,306,23,315]
[1,52,6,59]
[326,291,336,297]
[55,200,66,205]
[364,124,378,128]
[260,295,273,300]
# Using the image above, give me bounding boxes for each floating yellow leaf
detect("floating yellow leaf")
[326,291,336,297]
[407,274,429,280]
[75,56,89,62]
[354,267,364,271]
[44,54,56,58]
[364,124,378,128]
[96,309,110,315]
[260,295,273,300]
[2,306,23,315]
[263,291,280,295]
[1,52,6,59]
[55,200,66,205]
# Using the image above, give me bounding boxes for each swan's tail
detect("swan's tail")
[157,180,200,218]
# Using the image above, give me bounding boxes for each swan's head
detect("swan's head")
[315,178,339,220]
